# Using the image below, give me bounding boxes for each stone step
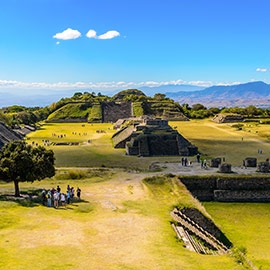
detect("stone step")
[171,209,227,254]
[176,210,228,250]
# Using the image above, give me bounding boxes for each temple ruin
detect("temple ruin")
[212,113,244,123]
[112,117,198,156]
[0,122,24,149]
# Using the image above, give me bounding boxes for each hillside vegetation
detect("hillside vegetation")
[2,88,270,127]
[46,90,187,122]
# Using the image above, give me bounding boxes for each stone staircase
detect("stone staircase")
[0,122,23,149]
[171,208,229,254]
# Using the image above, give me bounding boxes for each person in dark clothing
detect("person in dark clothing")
[77,187,81,200]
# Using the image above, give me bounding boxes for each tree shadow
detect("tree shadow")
[0,192,40,207]
[0,188,88,208]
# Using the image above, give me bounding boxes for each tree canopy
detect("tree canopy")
[0,140,55,197]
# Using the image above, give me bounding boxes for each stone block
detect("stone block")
[257,161,270,173]
[218,163,232,173]
[210,158,221,168]
[244,157,257,167]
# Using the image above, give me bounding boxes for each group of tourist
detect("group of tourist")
[181,153,208,169]
[181,157,192,166]
[41,185,81,208]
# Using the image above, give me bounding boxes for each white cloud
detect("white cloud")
[97,30,120,40]
[0,79,213,92]
[56,41,60,45]
[86,29,97,38]
[53,28,81,40]
[256,68,268,72]
[86,29,120,40]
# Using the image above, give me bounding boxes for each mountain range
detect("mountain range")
[165,81,270,108]
[0,81,269,108]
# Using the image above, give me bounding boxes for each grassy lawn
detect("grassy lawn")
[173,119,270,166]
[26,120,270,168]
[26,122,181,169]
[1,119,270,269]
[204,202,270,270]
[0,173,243,270]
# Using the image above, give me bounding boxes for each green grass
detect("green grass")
[0,173,244,270]
[47,103,91,121]
[26,122,182,169]
[2,120,270,269]
[204,202,270,269]
[172,119,270,166]
[26,119,270,168]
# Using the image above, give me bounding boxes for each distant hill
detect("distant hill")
[165,81,270,108]
[140,84,205,96]
[2,81,270,108]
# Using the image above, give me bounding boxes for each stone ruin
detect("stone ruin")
[0,122,24,149]
[180,175,270,202]
[102,102,133,123]
[212,113,244,123]
[210,158,222,168]
[171,207,232,254]
[257,161,270,173]
[218,163,232,173]
[243,157,257,167]
[112,117,198,156]
[257,158,270,173]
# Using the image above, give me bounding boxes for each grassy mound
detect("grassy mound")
[47,103,91,122]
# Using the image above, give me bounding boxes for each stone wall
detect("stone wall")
[179,176,270,202]
[102,102,133,122]
[180,208,232,247]
[0,122,24,149]
[212,114,244,123]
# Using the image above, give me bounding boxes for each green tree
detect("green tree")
[15,111,37,125]
[244,105,258,117]
[191,103,207,111]
[0,141,55,197]
[153,93,166,100]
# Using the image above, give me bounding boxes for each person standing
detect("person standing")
[60,193,66,207]
[71,187,75,199]
[196,153,200,163]
[76,187,81,200]
[54,191,59,208]
[47,190,52,207]
[66,190,71,204]
[41,189,46,206]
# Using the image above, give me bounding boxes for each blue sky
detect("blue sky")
[1,0,270,100]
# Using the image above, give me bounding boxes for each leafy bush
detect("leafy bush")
[55,170,88,180]
[231,123,244,130]
[132,102,144,116]
[143,175,166,185]
[55,168,111,180]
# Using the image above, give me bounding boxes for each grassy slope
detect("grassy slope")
[0,174,242,270]
[47,103,91,121]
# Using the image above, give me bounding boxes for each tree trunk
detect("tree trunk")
[14,180,20,197]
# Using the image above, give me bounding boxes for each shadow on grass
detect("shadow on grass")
[0,188,88,208]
